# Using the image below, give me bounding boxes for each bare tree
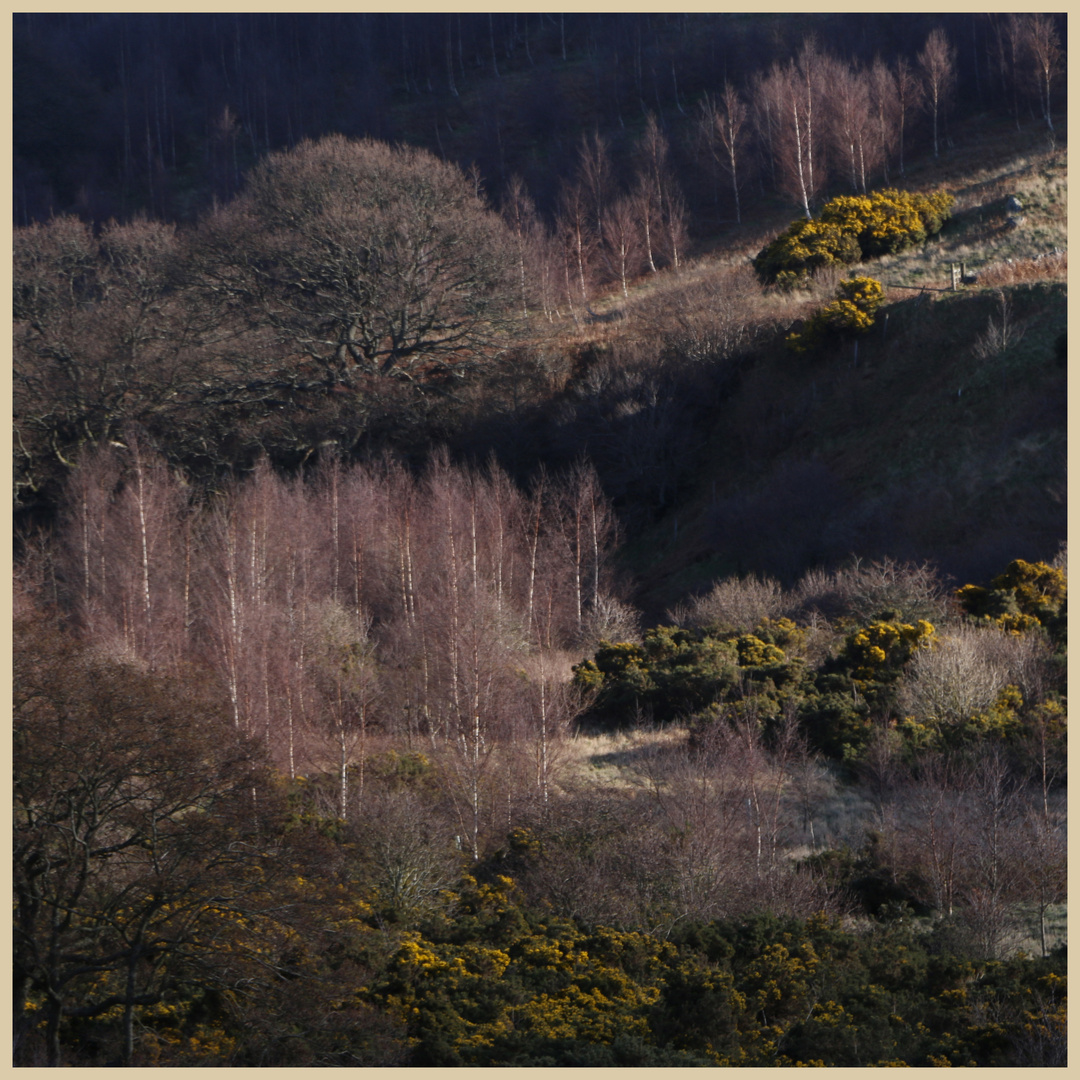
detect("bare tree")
[1021,14,1063,132]
[524,590,585,816]
[13,217,222,507]
[57,443,124,643]
[750,64,783,193]
[828,61,877,194]
[961,747,1026,958]
[360,791,460,921]
[662,185,689,275]
[698,83,750,223]
[758,50,825,219]
[898,625,1012,732]
[632,113,681,272]
[577,130,614,236]
[14,610,266,1066]
[500,174,542,319]
[670,572,785,634]
[306,600,379,821]
[1018,801,1066,958]
[277,478,320,778]
[556,179,598,307]
[56,437,189,671]
[600,196,644,299]
[995,15,1026,131]
[792,556,949,627]
[868,56,900,184]
[918,28,957,159]
[893,55,923,177]
[109,435,191,666]
[195,135,520,387]
[793,39,829,214]
[638,729,756,927]
[555,459,618,641]
[905,756,968,918]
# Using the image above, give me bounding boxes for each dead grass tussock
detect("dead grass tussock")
[977,251,1067,287]
[517,648,586,685]
[558,725,689,789]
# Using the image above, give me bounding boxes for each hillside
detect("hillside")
[13,18,1068,1066]
[533,126,1068,614]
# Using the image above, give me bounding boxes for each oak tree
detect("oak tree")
[196,135,520,388]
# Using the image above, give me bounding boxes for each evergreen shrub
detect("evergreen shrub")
[754,188,955,284]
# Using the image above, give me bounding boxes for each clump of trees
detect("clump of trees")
[195,135,520,387]
[574,554,1065,765]
[14,15,1064,230]
[14,136,525,512]
[11,15,1069,1064]
[14,538,1067,1064]
[25,438,624,848]
[13,606,270,1066]
[958,558,1067,643]
[360,890,1066,1066]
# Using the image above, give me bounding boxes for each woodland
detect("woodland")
[13,13,1067,1067]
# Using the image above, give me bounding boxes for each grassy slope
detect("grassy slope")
[618,130,1067,615]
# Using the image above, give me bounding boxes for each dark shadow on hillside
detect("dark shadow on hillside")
[586,736,688,773]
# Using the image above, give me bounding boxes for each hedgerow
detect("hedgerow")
[753,188,955,285]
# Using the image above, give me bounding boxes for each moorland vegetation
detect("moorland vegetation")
[14,14,1066,1066]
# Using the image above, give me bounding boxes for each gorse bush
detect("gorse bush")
[573,627,741,724]
[786,276,884,353]
[754,188,954,285]
[957,558,1067,641]
[357,890,1067,1066]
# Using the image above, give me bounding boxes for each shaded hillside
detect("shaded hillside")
[513,135,1068,614]
[642,280,1064,595]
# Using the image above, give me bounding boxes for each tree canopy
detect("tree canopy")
[197,135,520,386]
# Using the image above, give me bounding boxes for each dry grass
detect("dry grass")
[878,146,1067,290]
[977,251,1067,287]
[557,726,689,790]
[1012,902,1067,958]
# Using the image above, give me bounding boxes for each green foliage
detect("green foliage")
[957,558,1067,645]
[774,269,811,293]
[753,216,862,283]
[357,889,1070,1066]
[576,622,819,729]
[573,628,740,725]
[363,881,692,1065]
[787,275,885,353]
[841,620,937,685]
[798,620,935,760]
[799,672,872,760]
[900,684,1026,752]
[753,616,807,654]
[370,749,436,786]
[23,790,1067,1067]
[754,188,955,284]
[735,633,786,667]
